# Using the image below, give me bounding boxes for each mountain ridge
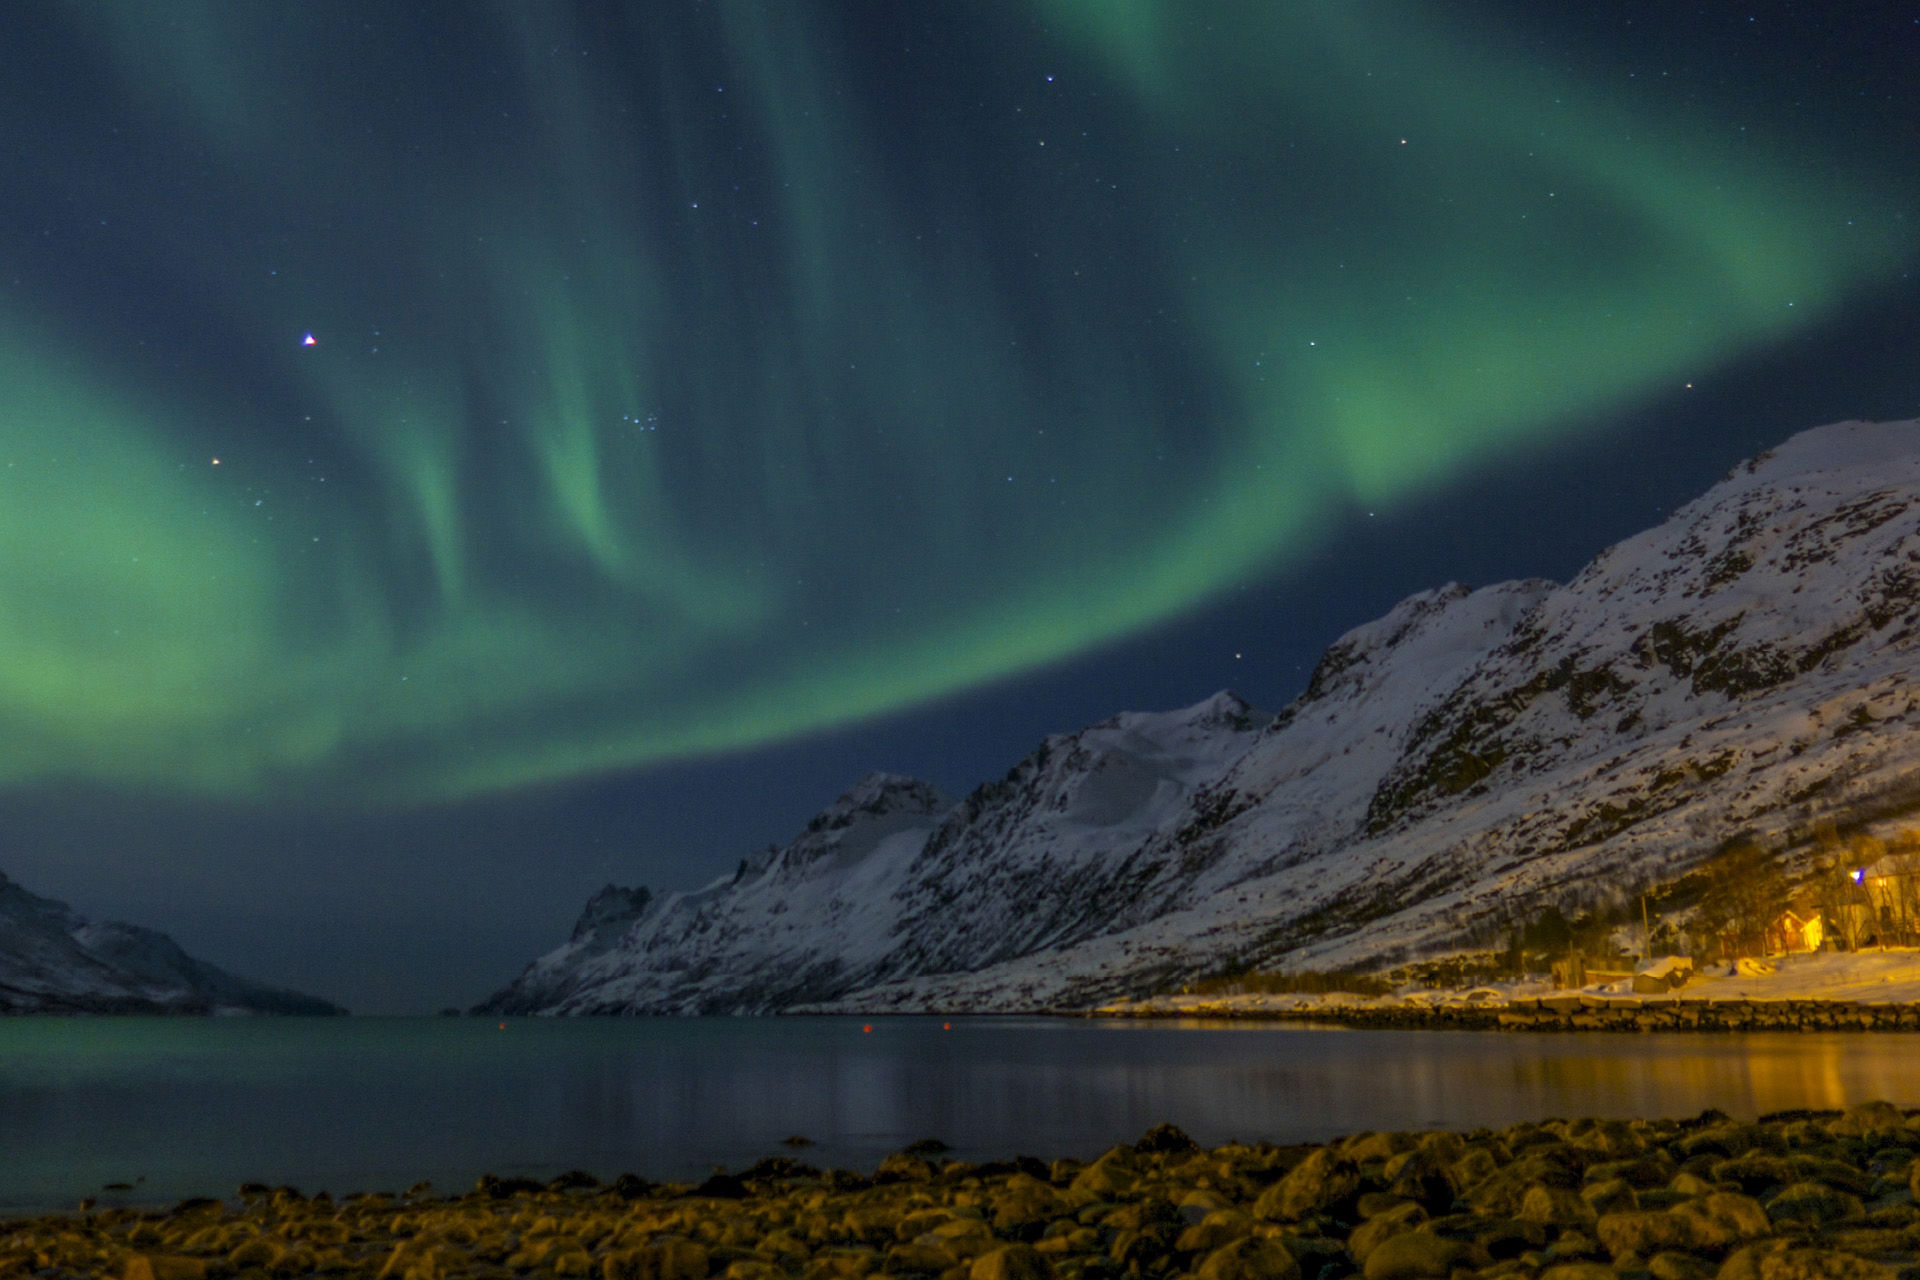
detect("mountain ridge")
[479,418,1920,1015]
[0,871,345,1015]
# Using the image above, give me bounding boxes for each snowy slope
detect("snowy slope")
[483,419,1920,1015]
[0,872,344,1015]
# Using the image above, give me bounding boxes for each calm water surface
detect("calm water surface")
[2,1016,1917,1213]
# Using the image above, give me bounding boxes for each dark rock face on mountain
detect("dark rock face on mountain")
[0,872,345,1015]
[481,420,1920,1014]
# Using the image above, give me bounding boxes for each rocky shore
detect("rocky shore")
[9,1103,1920,1280]
[1094,997,1920,1033]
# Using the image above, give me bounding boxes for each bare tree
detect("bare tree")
[1694,842,1790,958]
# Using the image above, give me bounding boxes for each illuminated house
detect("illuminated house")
[1849,856,1920,943]
[1765,903,1825,955]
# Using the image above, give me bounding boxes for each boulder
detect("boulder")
[1176,1209,1255,1254]
[1360,1231,1477,1280]
[1070,1148,1138,1199]
[1581,1178,1639,1216]
[1346,1201,1428,1265]
[1253,1148,1360,1222]
[970,1245,1050,1280]
[1763,1182,1862,1227]
[1519,1185,1597,1228]
[1649,1252,1717,1280]
[604,1238,710,1280]
[1596,1210,1696,1258]
[1195,1236,1301,1280]
[1828,1101,1905,1141]
[1754,1250,1896,1280]
[123,1257,208,1280]
[1713,1156,1797,1197]
[1669,1192,1770,1250]
[884,1243,959,1276]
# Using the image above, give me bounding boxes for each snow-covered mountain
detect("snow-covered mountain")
[0,872,344,1014]
[480,419,1920,1015]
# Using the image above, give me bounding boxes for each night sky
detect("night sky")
[3,2,1916,1013]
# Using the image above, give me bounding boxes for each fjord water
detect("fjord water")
[3,1017,1918,1213]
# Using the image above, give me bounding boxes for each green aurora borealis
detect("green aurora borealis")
[4,2,1910,805]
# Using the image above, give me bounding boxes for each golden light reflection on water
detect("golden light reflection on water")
[1125,1025,1920,1138]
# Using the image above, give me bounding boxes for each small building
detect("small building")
[1851,855,1919,943]
[1766,903,1824,955]
[1632,955,1694,994]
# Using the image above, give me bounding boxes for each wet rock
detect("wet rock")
[476,1172,545,1199]
[1669,1192,1771,1250]
[695,1173,751,1199]
[1538,1263,1617,1280]
[1584,1179,1641,1217]
[1765,1182,1864,1227]
[1178,1209,1257,1254]
[611,1173,656,1199]
[1347,1202,1428,1265]
[1355,1194,1416,1220]
[1442,1147,1496,1195]
[1671,1173,1720,1198]
[1255,1148,1362,1223]
[1471,1216,1547,1260]
[1343,1133,1416,1165]
[1831,1103,1907,1142]
[1520,1186,1598,1228]
[1596,1211,1697,1258]
[1137,1124,1199,1155]
[886,1241,962,1275]
[1071,1148,1140,1199]
[1381,1149,1454,1208]
[1649,1251,1717,1280]
[1544,1230,1609,1263]
[1718,1240,1794,1280]
[874,1153,938,1184]
[1183,1189,1239,1221]
[605,1237,711,1280]
[1591,1158,1679,1190]
[1360,1231,1479,1280]
[1801,1162,1876,1198]
[1107,1197,1182,1233]
[1197,1235,1303,1280]
[122,1255,208,1280]
[1754,1249,1897,1280]
[991,1174,1071,1233]
[972,1243,1050,1280]
[1715,1157,1799,1197]
[1820,1230,1909,1259]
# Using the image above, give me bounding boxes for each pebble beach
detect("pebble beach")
[10,1102,1920,1280]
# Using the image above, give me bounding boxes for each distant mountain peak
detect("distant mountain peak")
[568,885,653,948]
[804,772,948,836]
[0,872,344,1015]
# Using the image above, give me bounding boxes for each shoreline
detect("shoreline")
[1092,949,1920,1032]
[7,1104,1919,1280]
[1090,996,1920,1033]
